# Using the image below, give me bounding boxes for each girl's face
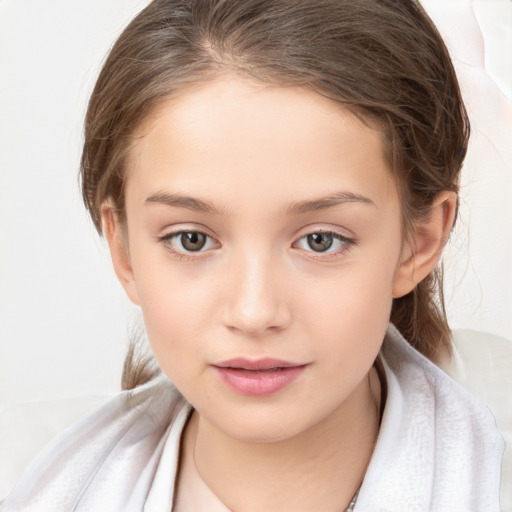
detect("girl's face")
[117,78,406,442]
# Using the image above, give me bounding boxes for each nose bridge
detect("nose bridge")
[223,244,290,335]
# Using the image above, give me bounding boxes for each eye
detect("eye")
[294,230,354,255]
[178,232,208,251]
[159,230,217,255]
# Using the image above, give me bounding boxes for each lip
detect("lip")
[212,358,308,397]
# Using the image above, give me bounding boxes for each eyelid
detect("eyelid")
[294,223,356,241]
[157,222,217,241]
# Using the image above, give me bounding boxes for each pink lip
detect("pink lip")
[212,358,307,397]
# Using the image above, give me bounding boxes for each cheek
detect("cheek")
[136,275,204,358]
[298,244,400,361]
[130,254,227,389]
[303,271,393,343]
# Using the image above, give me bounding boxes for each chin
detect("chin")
[206,404,320,444]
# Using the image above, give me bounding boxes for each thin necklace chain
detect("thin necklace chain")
[345,488,359,512]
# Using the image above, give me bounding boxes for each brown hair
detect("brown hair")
[81,0,469,388]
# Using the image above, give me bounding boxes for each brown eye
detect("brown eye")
[180,232,207,251]
[307,232,334,252]
[294,230,355,257]
[159,229,217,258]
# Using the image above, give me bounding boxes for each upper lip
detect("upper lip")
[213,358,305,370]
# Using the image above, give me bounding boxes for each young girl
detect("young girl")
[2,0,504,510]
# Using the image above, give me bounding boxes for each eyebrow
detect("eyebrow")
[285,191,376,214]
[145,192,220,214]
[144,190,375,215]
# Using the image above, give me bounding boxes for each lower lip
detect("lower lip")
[213,365,307,396]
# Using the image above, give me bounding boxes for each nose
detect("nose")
[222,249,292,337]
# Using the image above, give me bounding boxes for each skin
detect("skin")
[102,77,456,511]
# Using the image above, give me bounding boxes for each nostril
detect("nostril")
[223,305,291,336]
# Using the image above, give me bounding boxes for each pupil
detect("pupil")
[307,233,333,252]
[181,232,206,251]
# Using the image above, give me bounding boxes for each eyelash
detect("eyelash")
[157,228,356,261]
[157,230,216,261]
[293,230,356,259]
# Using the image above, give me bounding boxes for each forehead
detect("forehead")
[125,77,398,214]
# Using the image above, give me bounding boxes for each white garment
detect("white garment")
[1,325,504,511]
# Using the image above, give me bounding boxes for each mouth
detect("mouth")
[212,358,308,396]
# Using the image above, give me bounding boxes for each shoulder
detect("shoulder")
[439,329,512,512]
[382,324,506,427]
[1,375,189,511]
[356,325,504,512]
[438,328,512,424]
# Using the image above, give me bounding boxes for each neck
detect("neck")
[184,367,382,512]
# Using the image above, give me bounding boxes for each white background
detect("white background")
[1,0,511,405]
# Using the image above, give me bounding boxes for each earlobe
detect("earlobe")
[392,191,457,298]
[101,203,141,306]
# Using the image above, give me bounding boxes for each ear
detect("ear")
[393,191,457,298]
[101,202,141,305]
